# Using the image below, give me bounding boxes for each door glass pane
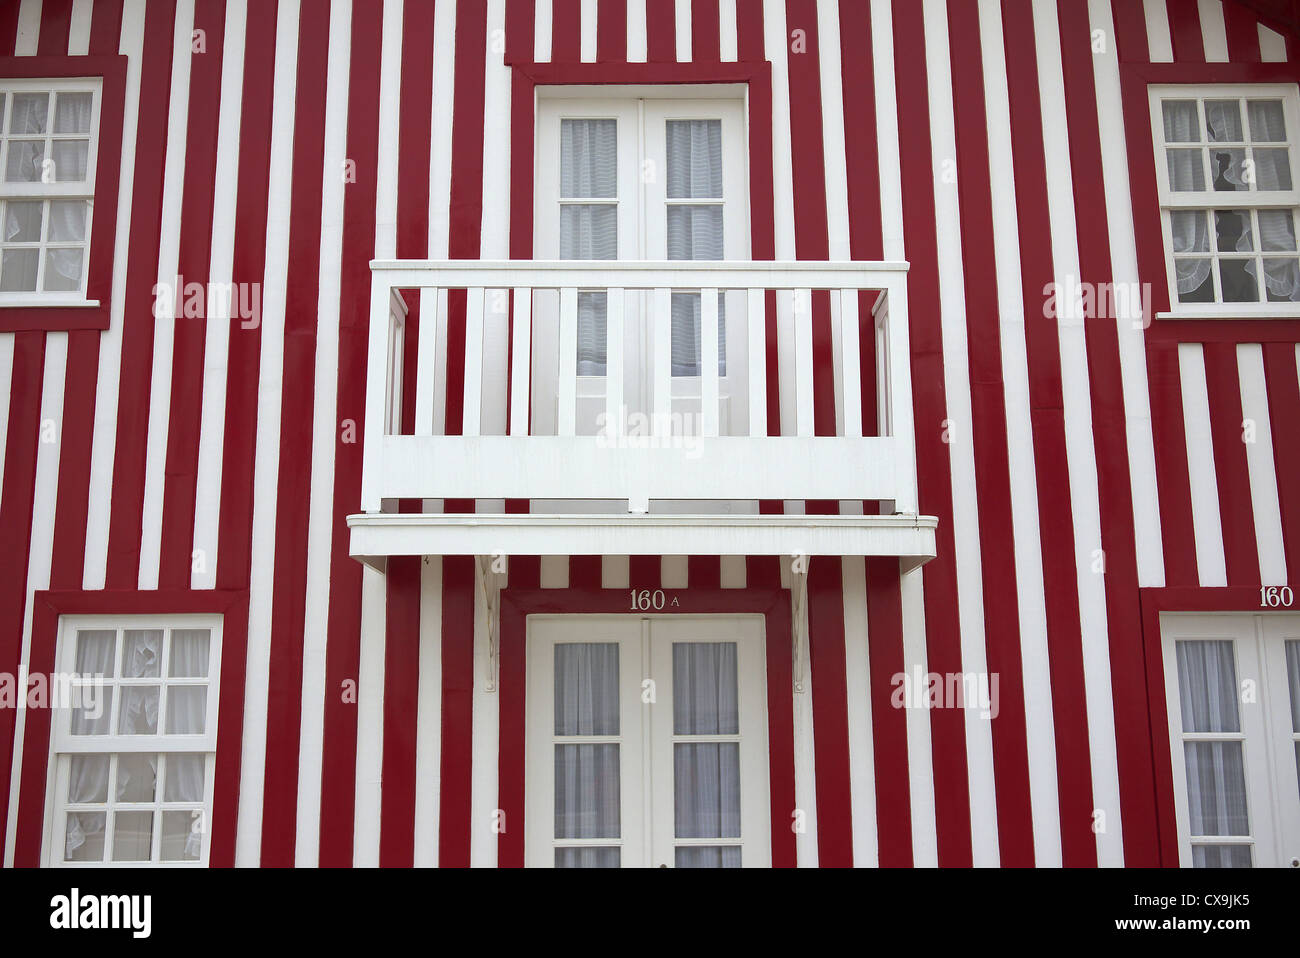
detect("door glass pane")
[1176,640,1240,732]
[554,643,619,736]
[674,642,738,734]
[675,846,741,868]
[555,847,620,868]
[1192,845,1253,868]
[561,119,616,197]
[666,120,726,377]
[674,742,740,839]
[1285,640,1300,732]
[666,120,722,198]
[560,119,617,373]
[555,744,620,839]
[1184,741,1250,836]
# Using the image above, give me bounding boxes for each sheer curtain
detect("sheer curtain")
[119,629,161,735]
[560,119,617,376]
[673,642,741,866]
[71,629,115,735]
[1177,640,1251,867]
[553,644,620,862]
[64,754,109,860]
[667,120,726,377]
[166,629,209,735]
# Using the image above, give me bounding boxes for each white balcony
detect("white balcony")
[349,259,937,568]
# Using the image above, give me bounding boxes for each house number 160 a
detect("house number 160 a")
[1260,586,1295,608]
[630,589,667,611]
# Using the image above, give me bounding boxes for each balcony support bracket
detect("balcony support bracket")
[476,554,504,692]
[791,554,810,694]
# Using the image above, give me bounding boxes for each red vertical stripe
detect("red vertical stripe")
[552,0,580,61]
[1262,343,1300,579]
[630,554,660,588]
[806,558,853,865]
[36,0,73,53]
[569,555,602,587]
[647,0,676,62]
[597,0,626,61]
[1222,0,1262,61]
[158,0,227,587]
[692,0,720,61]
[507,0,535,524]
[864,557,912,866]
[1166,0,1206,62]
[687,555,721,589]
[319,0,384,866]
[380,556,422,865]
[439,556,475,865]
[1202,344,1262,585]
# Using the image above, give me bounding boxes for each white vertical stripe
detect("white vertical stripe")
[535,0,552,62]
[2,334,66,867]
[719,555,746,588]
[68,0,92,52]
[816,0,850,262]
[429,0,457,448]
[778,555,817,865]
[1236,345,1287,585]
[898,568,937,866]
[414,556,443,867]
[374,1,402,262]
[602,555,630,588]
[764,0,797,440]
[718,0,738,61]
[540,555,568,587]
[83,0,145,590]
[353,567,387,865]
[841,556,878,867]
[1088,0,1166,590]
[872,0,904,262]
[1259,25,1287,61]
[675,0,691,61]
[190,0,248,590]
[627,0,647,62]
[978,0,1062,866]
[580,0,596,61]
[1177,344,1228,588]
[921,0,999,867]
[660,554,688,588]
[235,0,300,866]
[1197,0,1228,61]
[138,0,196,590]
[295,0,353,867]
[1143,0,1174,62]
[15,0,40,52]
[1033,0,1125,866]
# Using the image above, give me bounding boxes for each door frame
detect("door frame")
[498,586,797,867]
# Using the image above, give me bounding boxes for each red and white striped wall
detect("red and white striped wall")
[1,0,1297,867]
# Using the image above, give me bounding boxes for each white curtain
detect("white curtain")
[163,754,206,860]
[165,629,209,735]
[673,643,740,852]
[64,754,109,859]
[553,644,620,846]
[561,119,617,376]
[71,630,115,735]
[667,120,726,377]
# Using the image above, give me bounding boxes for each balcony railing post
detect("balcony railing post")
[605,287,624,438]
[881,277,918,515]
[746,288,767,437]
[794,288,814,437]
[701,287,720,437]
[838,289,863,439]
[653,287,672,436]
[414,288,439,436]
[361,270,394,512]
[558,286,578,436]
[509,287,531,437]
[463,287,485,436]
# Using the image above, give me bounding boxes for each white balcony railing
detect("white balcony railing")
[358,259,918,520]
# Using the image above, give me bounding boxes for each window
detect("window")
[525,615,770,867]
[0,77,102,305]
[48,615,222,867]
[1150,84,1300,313]
[1161,613,1300,867]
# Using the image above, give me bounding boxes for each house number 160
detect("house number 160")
[630,589,667,611]
[1260,586,1295,608]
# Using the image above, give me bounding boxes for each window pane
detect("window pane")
[674,642,739,734]
[50,139,89,182]
[163,754,206,802]
[1215,209,1253,251]
[64,812,105,862]
[554,643,619,736]
[1262,257,1300,302]
[4,200,44,241]
[53,92,93,134]
[10,92,48,134]
[161,810,202,862]
[666,119,723,198]
[1185,741,1249,836]
[1192,844,1252,868]
[165,686,206,734]
[560,118,617,198]
[70,687,112,736]
[4,140,44,182]
[111,811,154,861]
[1210,147,1248,190]
[169,629,211,677]
[116,753,158,802]
[123,629,162,678]
[559,205,617,259]
[674,742,741,839]
[554,846,620,868]
[554,743,620,839]
[1257,209,1296,251]
[675,846,742,868]
[0,248,38,291]
[68,754,110,804]
[1176,640,1240,732]
[74,630,116,676]
[1218,259,1258,302]
[1204,100,1243,141]
[1162,100,1200,142]
[576,290,607,376]
[1170,210,1209,252]
[48,199,87,241]
[118,686,160,734]
[43,248,83,292]
[1167,149,1205,191]
[667,205,723,260]
[1247,99,1286,140]
[1253,147,1292,190]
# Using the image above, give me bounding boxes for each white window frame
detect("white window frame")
[43,613,223,868]
[0,76,103,307]
[524,614,771,868]
[1161,612,1300,868]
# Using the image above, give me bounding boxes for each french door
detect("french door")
[525,615,771,867]
[533,94,751,438]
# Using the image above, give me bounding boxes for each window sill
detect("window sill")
[1156,307,1300,320]
[0,297,100,309]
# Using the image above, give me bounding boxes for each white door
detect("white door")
[525,615,770,867]
[533,95,751,439]
[1161,611,1300,867]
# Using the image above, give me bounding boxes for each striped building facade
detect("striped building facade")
[1,0,1298,868]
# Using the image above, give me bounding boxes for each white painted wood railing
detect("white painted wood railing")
[361,260,916,515]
